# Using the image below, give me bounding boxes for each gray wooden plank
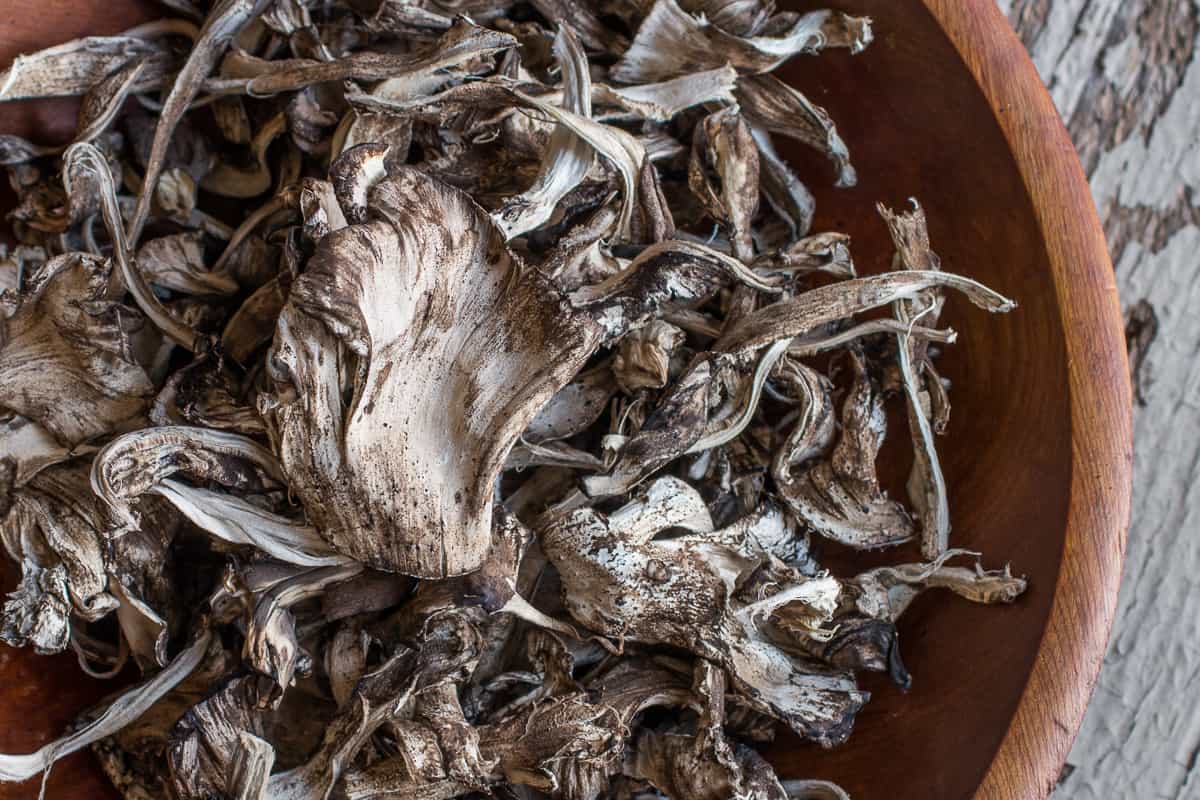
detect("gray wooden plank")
[996,1,1200,797]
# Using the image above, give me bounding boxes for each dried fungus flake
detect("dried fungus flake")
[0,4,1025,800]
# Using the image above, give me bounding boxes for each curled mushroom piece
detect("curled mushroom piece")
[775,348,916,550]
[689,106,760,263]
[542,476,866,746]
[1,462,118,655]
[611,0,872,83]
[0,250,155,447]
[738,74,857,188]
[778,550,1027,690]
[880,199,955,559]
[492,26,593,241]
[630,662,797,799]
[0,21,188,102]
[261,163,602,577]
[0,4,1025,798]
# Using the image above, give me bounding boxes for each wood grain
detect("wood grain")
[996,1,1200,797]
[919,3,1133,797]
[0,1,1131,799]
[762,2,1131,797]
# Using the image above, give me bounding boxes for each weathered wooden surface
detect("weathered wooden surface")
[996,1,1200,797]
[0,1,1157,797]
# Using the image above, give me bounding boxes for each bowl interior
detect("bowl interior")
[0,2,1073,799]
[765,2,1071,797]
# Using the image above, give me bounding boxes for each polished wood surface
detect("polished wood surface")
[0,1,1131,798]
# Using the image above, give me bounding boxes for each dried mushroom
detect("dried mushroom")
[0,3,1026,799]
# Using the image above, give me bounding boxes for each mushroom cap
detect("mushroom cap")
[265,167,603,577]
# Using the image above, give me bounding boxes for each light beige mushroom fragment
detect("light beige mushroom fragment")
[687,497,810,565]
[325,621,371,708]
[715,269,1015,354]
[492,27,593,240]
[525,366,618,443]
[679,0,773,35]
[74,61,147,145]
[540,478,866,746]
[608,475,714,539]
[328,143,390,224]
[613,320,685,393]
[0,23,184,101]
[592,65,738,122]
[757,232,854,278]
[357,0,454,35]
[234,18,517,96]
[738,74,856,188]
[880,200,955,558]
[229,732,274,800]
[0,414,79,487]
[506,439,604,471]
[0,629,212,786]
[689,107,760,263]
[752,124,816,240]
[92,426,350,567]
[92,425,283,501]
[611,0,872,83]
[137,232,239,296]
[260,166,603,577]
[0,249,154,447]
[852,550,1028,619]
[331,111,412,169]
[506,86,649,241]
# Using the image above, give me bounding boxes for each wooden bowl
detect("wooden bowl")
[0,1,1132,798]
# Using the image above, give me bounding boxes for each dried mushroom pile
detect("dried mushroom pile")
[0,0,1026,798]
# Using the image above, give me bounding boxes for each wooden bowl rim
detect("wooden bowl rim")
[912,1,1133,797]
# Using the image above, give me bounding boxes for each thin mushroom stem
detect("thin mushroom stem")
[126,0,269,248]
[686,337,791,453]
[64,143,204,351]
[0,630,212,787]
[790,319,956,356]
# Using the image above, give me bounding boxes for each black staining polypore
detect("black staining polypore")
[0,2,1027,798]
